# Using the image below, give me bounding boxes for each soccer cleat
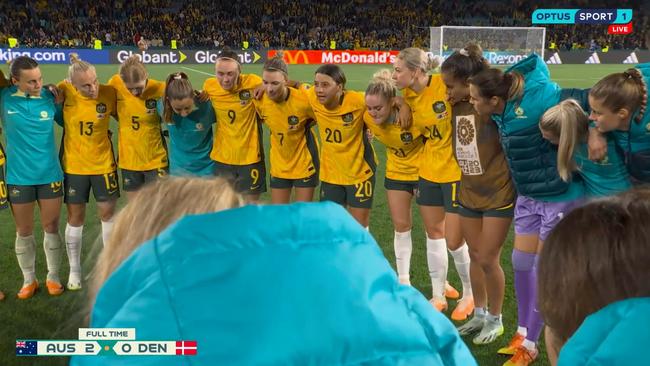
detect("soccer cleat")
[503,345,538,366]
[429,297,448,312]
[473,318,504,345]
[498,333,525,355]
[17,281,39,300]
[457,315,485,336]
[46,279,64,296]
[445,282,460,299]
[451,296,475,321]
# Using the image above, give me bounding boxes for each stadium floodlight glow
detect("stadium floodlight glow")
[430,26,546,65]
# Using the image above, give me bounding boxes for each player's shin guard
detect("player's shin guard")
[15,234,36,285]
[393,230,413,284]
[65,224,83,289]
[426,237,448,299]
[450,243,472,298]
[43,232,62,282]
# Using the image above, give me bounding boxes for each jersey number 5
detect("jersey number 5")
[131,116,140,130]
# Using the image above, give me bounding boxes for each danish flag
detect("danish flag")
[176,340,197,355]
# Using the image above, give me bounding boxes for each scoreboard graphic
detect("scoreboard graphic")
[16,328,197,357]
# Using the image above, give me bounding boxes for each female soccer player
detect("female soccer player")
[203,49,265,201]
[108,55,167,199]
[308,64,376,228]
[440,45,516,338]
[57,54,119,290]
[158,72,216,177]
[539,99,631,197]
[539,189,650,365]
[77,177,477,366]
[587,66,649,183]
[2,56,64,299]
[254,56,319,203]
[392,47,473,319]
[469,55,585,366]
[0,69,9,301]
[363,69,424,285]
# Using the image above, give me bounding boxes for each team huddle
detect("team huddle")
[0,45,648,365]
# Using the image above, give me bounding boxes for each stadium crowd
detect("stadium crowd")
[0,0,647,50]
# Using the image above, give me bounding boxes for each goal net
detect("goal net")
[430,26,546,65]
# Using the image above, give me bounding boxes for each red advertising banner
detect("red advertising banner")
[268,50,399,65]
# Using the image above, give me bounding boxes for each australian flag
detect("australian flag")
[16,340,37,355]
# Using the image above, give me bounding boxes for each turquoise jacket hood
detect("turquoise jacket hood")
[559,297,650,365]
[72,202,476,366]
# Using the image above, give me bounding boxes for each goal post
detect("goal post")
[430,26,546,65]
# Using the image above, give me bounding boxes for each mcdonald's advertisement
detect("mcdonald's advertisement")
[268,50,401,64]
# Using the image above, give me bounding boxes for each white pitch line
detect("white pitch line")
[181,66,213,76]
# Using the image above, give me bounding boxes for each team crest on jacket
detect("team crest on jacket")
[239,90,251,105]
[145,99,157,114]
[96,103,107,118]
[342,112,354,126]
[195,123,204,131]
[288,115,299,130]
[400,132,413,144]
[515,106,525,118]
[433,101,446,113]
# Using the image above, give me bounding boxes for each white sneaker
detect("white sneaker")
[457,315,485,336]
[473,317,504,345]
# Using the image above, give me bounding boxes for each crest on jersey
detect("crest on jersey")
[40,111,49,119]
[400,132,413,144]
[288,115,299,126]
[145,99,157,110]
[96,103,107,113]
[515,106,525,117]
[433,101,446,113]
[342,112,354,126]
[239,90,251,101]
[195,123,204,131]
[646,123,650,132]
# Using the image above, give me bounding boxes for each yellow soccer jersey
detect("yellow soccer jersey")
[363,112,424,182]
[308,89,375,185]
[58,81,117,175]
[108,74,167,171]
[404,74,460,183]
[255,87,318,179]
[203,74,263,165]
